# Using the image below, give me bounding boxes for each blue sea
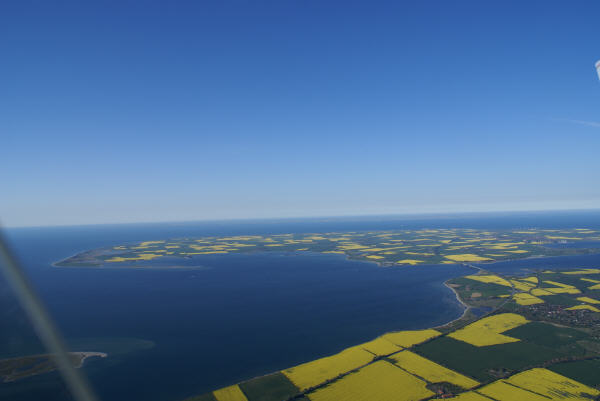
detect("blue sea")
[2,210,600,401]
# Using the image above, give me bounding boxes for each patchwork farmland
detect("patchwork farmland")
[187,267,600,401]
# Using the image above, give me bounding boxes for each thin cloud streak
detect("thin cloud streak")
[561,119,600,128]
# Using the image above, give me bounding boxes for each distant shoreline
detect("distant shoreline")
[0,351,107,383]
[53,244,600,271]
[52,250,570,270]
[74,351,108,368]
[53,262,212,270]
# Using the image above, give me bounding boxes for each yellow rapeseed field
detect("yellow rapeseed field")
[531,288,553,296]
[106,253,163,262]
[576,296,600,304]
[382,329,441,347]
[396,259,423,265]
[447,245,475,250]
[134,253,163,260]
[543,280,576,288]
[464,275,512,287]
[448,313,528,347]
[139,241,164,246]
[510,280,536,291]
[538,280,581,294]
[566,305,600,312]
[365,255,384,259]
[359,337,402,356]
[506,368,600,400]
[444,254,492,262]
[546,287,581,295]
[513,293,544,305]
[307,361,433,401]
[451,392,494,401]
[217,236,262,241]
[282,346,374,390]
[212,385,248,401]
[390,351,479,389]
[478,380,548,401]
[563,268,600,275]
[490,242,524,246]
[337,244,368,250]
[580,278,600,283]
[106,257,127,262]
[589,284,600,290]
[522,276,539,283]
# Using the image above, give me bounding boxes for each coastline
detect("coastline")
[54,263,212,270]
[0,352,108,383]
[438,280,470,328]
[74,351,108,368]
[53,245,600,271]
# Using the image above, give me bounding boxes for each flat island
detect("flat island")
[0,352,107,383]
[55,228,600,268]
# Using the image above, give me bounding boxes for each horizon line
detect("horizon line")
[3,206,600,230]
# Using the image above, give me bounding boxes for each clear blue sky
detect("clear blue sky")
[2,1,599,227]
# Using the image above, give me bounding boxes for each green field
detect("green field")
[238,373,302,401]
[548,359,600,387]
[537,294,581,307]
[449,277,512,298]
[413,336,564,381]
[503,322,591,356]
[504,321,589,347]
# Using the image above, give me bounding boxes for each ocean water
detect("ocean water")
[2,210,600,401]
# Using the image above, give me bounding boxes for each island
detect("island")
[0,352,107,383]
[55,228,600,268]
